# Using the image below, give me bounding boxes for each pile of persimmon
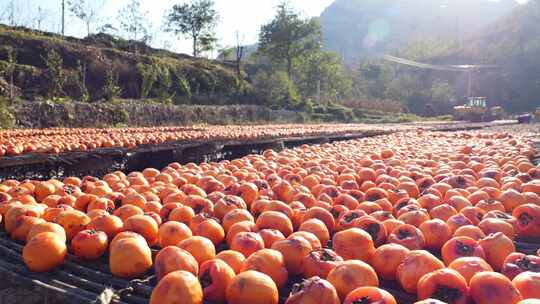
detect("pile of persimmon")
[0,124,396,157]
[0,128,539,304]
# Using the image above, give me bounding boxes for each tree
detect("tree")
[118,0,153,47]
[235,31,244,78]
[165,0,219,57]
[258,2,322,77]
[61,0,65,36]
[34,6,48,31]
[68,0,104,36]
[295,51,352,104]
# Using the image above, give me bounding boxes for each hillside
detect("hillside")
[320,0,518,61]
[427,0,540,112]
[0,25,249,103]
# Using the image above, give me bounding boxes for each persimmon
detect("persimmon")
[478,232,515,270]
[342,286,396,304]
[442,236,486,265]
[155,246,199,281]
[258,228,285,248]
[332,228,375,261]
[123,214,159,246]
[327,260,379,301]
[478,218,515,239]
[353,216,387,246]
[512,271,540,299]
[4,204,42,234]
[241,248,288,288]
[26,221,66,242]
[198,259,235,302]
[396,250,444,294]
[216,250,245,274]
[469,271,522,304]
[417,268,468,304]
[303,206,335,233]
[430,204,458,221]
[302,248,343,279]
[454,225,486,240]
[10,216,45,241]
[285,276,340,304]
[299,218,330,245]
[226,220,258,245]
[193,218,225,246]
[23,231,67,272]
[448,256,493,284]
[271,236,312,275]
[113,204,144,222]
[54,209,91,240]
[446,214,473,233]
[222,208,254,232]
[502,253,540,280]
[513,204,540,237]
[500,189,526,212]
[388,224,425,250]
[109,235,152,278]
[419,219,452,250]
[289,231,322,249]
[460,206,486,225]
[178,236,216,264]
[256,211,294,236]
[150,270,203,304]
[476,198,506,212]
[226,271,278,304]
[336,210,367,231]
[71,229,108,260]
[370,243,410,280]
[158,221,192,248]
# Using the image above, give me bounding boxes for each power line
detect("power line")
[380,54,501,72]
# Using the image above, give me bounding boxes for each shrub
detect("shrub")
[42,49,65,99]
[76,60,90,102]
[103,65,121,102]
[0,96,15,129]
[253,70,299,109]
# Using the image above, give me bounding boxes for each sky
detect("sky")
[0,0,335,55]
[0,0,528,55]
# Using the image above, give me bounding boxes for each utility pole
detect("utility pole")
[9,0,14,26]
[61,0,65,36]
[467,69,473,98]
